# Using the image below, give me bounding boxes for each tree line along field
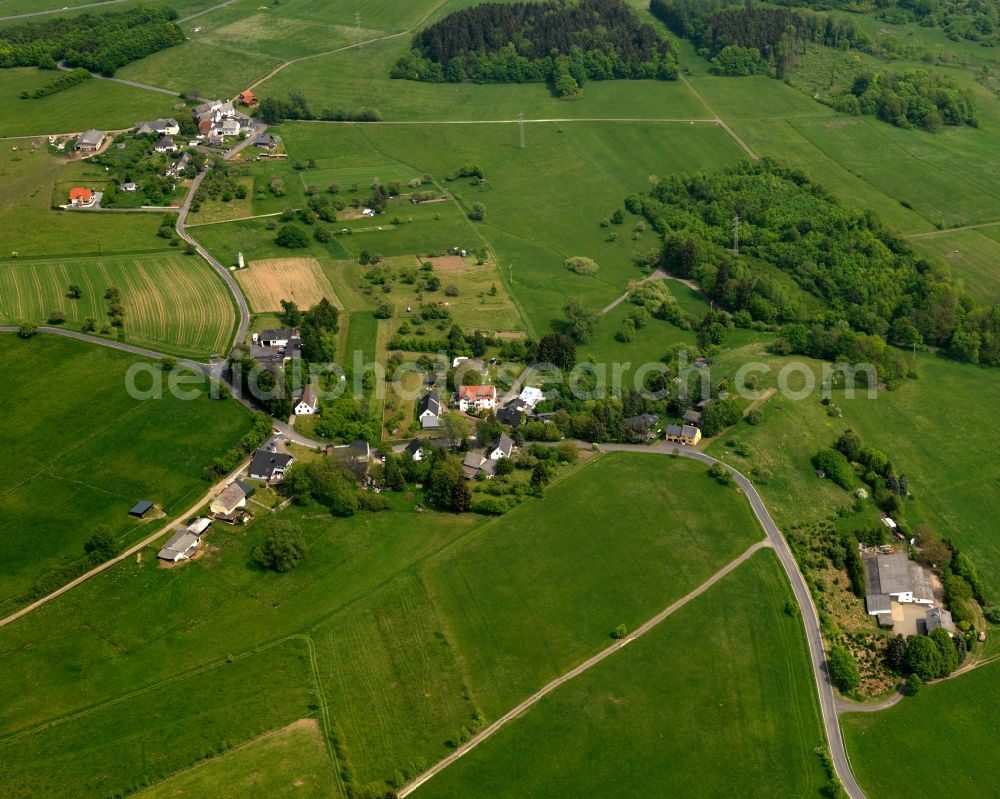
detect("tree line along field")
[0,68,179,138]
[252,34,710,122]
[413,550,827,799]
[0,454,827,799]
[0,253,238,357]
[0,335,251,610]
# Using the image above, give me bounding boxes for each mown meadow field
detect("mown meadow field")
[0,454,806,798]
[0,252,238,357]
[0,335,250,610]
[415,550,827,799]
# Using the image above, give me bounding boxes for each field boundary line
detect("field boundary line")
[244,0,452,93]
[0,633,307,744]
[398,538,770,796]
[905,219,1000,239]
[300,117,719,125]
[185,211,286,228]
[677,75,759,160]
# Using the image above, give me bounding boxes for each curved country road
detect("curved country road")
[175,169,251,348]
[0,325,221,375]
[600,442,866,799]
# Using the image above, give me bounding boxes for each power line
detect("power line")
[732,214,740,257]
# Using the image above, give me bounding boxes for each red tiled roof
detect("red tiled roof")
[69,187,92,201]
[458,385,496,400]
[198,119,212,134]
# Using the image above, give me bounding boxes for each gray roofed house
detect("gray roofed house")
[136,118,179,135]
[258,328,297,346]
[683,409,702,425]
[496,399,526,427]
[154,136,177,152]
[210,482,249,516]
[157,531,200,562]
[121,182,137,192]
[418,393,442,429]
[864,552,935,618]
[74,129,105,152]
[462,450,495,479]
[488,433,514,460]
[249,450,294,481]
[405,439,427,461]
[924,607,955,634]
[254,133,277,150]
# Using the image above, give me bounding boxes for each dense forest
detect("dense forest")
[650,0,869,77]
[627,160,1000,373]
[0,7,183,75]
[392,0,678,94]
[770,0,1000,47]
[832,69,977,130]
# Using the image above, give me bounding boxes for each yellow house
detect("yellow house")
[664,424,702,446]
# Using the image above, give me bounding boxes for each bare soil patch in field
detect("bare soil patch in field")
[236,257,340,311]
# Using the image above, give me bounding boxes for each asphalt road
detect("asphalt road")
[175,169,250,348]
[0,338,861,794]
[0,325,217,374]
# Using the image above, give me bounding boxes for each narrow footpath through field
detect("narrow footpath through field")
[0,456,251,630]
[398,537,772,797]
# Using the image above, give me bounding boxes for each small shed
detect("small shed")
[129,500,154,518]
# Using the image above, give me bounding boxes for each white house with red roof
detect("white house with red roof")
[457,384,497,412]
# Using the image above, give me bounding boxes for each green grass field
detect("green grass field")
[0,68,180,138]
[135,718,337,799]
[115,0,456,97]
[842,660,1000,798]
[277,120,744,337]
[0,149,170,258]
[0,252,238,357]
[703,342,1000,600]
[0,638,315,799]
[0,334,250,608]
[415,550,827,799]
[0,453,767,797]
[909,228,1000,305]
[255,35,711,122]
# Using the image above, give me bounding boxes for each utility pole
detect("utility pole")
[355,11,362,47]
[732,214,740,257]
[518,112,525,150]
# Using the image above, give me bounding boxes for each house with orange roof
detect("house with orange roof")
[239,90,257,107]
[457,384,497,412]
[68,187,95,207]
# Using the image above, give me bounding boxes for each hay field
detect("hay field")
[0,253,236,356]
[235,257,341,311]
